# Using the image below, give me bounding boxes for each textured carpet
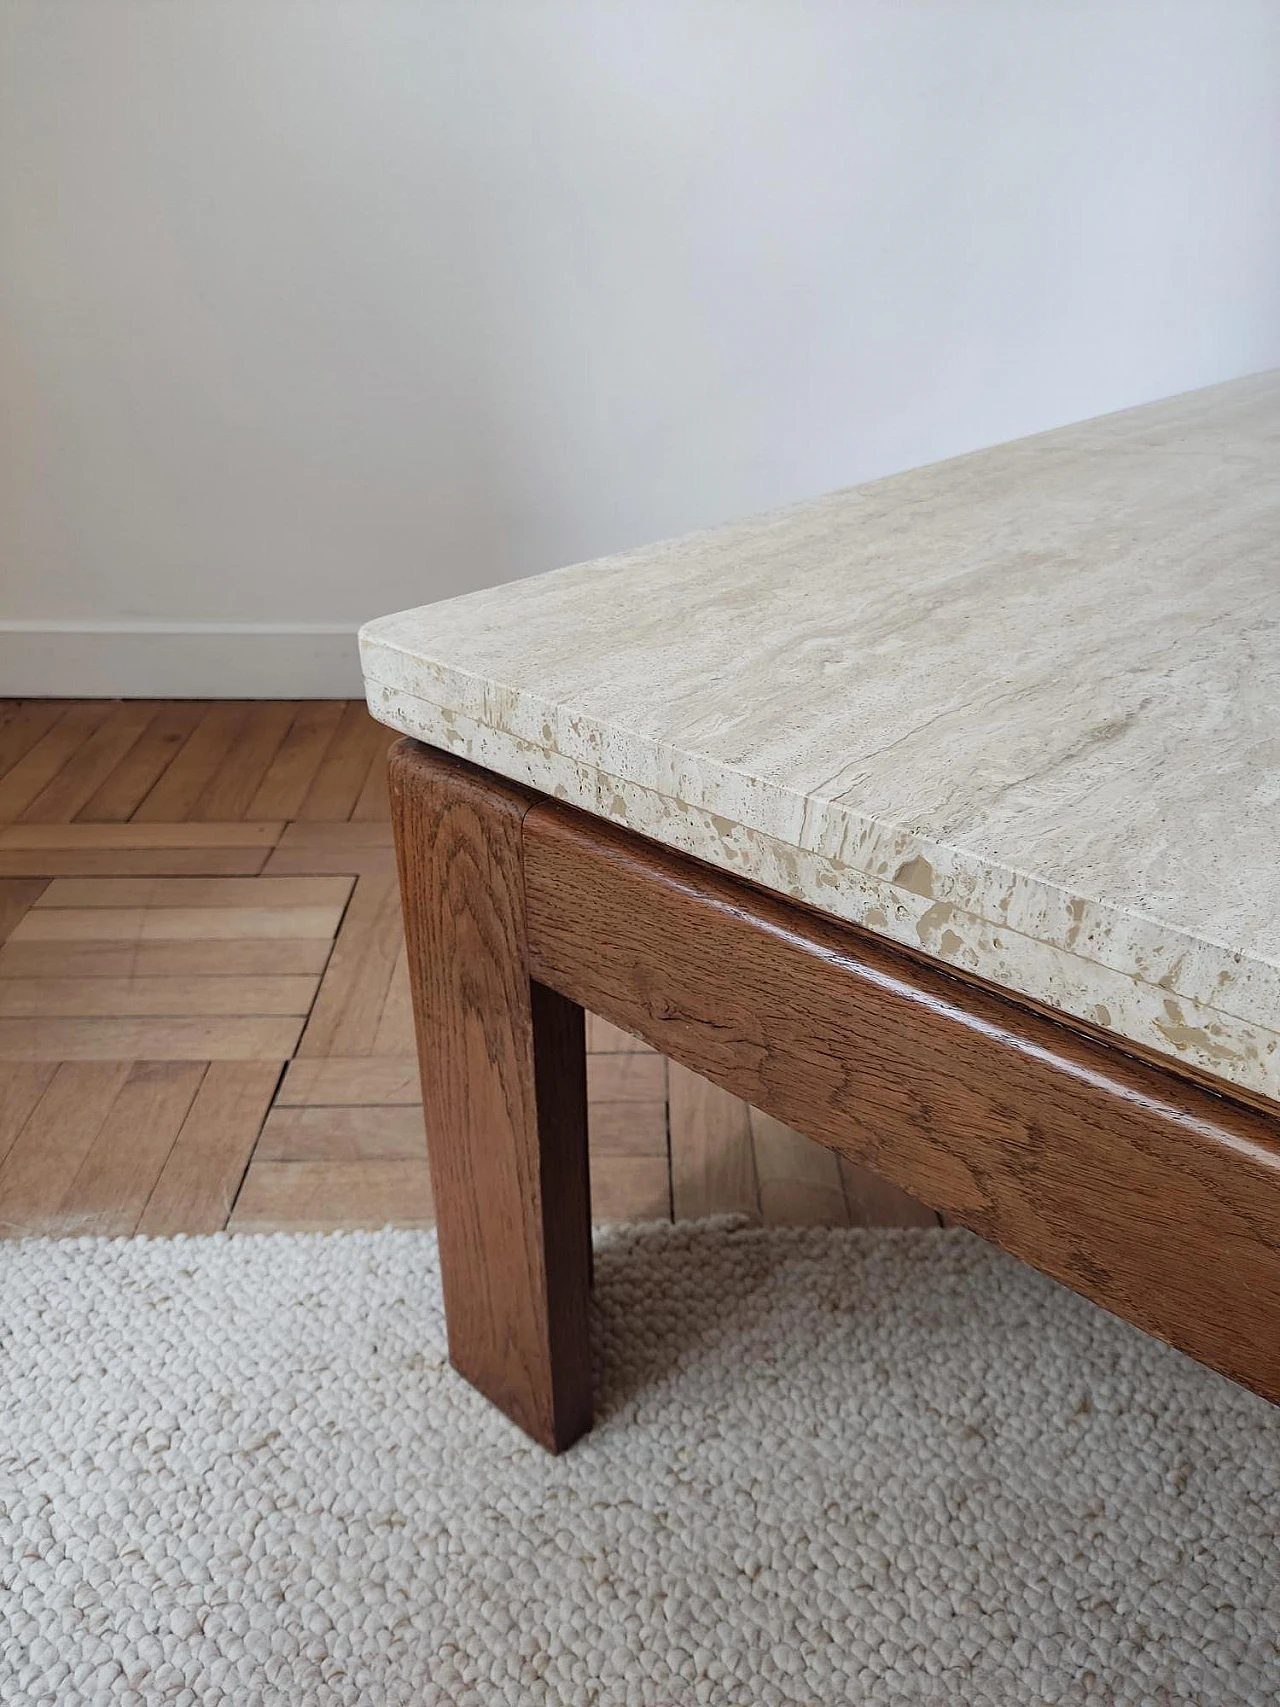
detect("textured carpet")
[2,1223,1277,1706]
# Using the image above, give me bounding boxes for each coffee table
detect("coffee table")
[361,371,1280,1451]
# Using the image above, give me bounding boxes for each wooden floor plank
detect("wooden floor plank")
[0,821,281,879]
[0,937,333,979]
[0,848,273,878]
[76,702,206,822]
[669,1063,758,1221]
[297,703,389,821]
[0,703,114,821]
[245,701,346,820]
[0,1062,59,1168]
[228,1157,435,1232]
[52,1061,206,1236]
[10,903,345,943]
[838,1155,941,1228]
[256,1104,426,1162]
[137,1061,281,1236]
[261,820,396,876]
[276,1056,422,1106]
[370,945,415,1056]
[590,1156,671,1222]
[0,702,904,1237]
[270,1063,671,1160]
[192,702,300,822]
[0,701,66,781]
[588,1099,668,1156]
[587,1052,667,1102]
[0,822,283,849]
[751,1109,849,1227]
[350,742,391,821]
[35,875,353,910]
[295,874,400,1057]
[18,702,157,824]
[0,879,46,944]
[0,1015,303,1061]
[132,702,256,822]
[0,1061,132,1235]
[0,974,318,1017]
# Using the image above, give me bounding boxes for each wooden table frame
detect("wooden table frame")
[389,738,1280,1452]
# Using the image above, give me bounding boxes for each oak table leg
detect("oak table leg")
[388,739,592,1451]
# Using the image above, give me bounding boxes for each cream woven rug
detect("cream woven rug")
[2,1222,1277,1706]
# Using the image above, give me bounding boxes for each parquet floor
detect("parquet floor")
[0,699,937,1236]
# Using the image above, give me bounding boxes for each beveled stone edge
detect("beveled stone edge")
[363,670,1280,1106]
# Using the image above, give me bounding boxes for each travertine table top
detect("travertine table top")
[362,372,1280,1104]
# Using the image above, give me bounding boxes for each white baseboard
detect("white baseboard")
[0,623,365,698]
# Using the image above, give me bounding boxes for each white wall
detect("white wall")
[2,0,1278,696]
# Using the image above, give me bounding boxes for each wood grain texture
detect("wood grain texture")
[838,1154,941,1229]
[295,875,399,1057]
[9,904,343,943]
[0,823,282,849]
[0,1015,303,1061]
[228,1157,435,1232]
[192,702,298,821]
[669,1064,758,1221]
[0,849,273,878]
[76,702,206,821]
[52,1060,205,1236]
[586,1053,666,1102]
[17,702,157,823]
[0,975,317,1017]
[751,1109,848,1227]
[590,1155,670,1222]
[246,700,346,819]
[371,946,415,1056]
[0,1062,59,1169]
[299,702,390,821]
[35,875,352,909]
[0,703,114,820]
[390,738,592,1451]
[0,938,333,979]
[137,1061,281,1236]
[276,1056,422,1107]
[523,797,1280,1404]
[132,703,258,822]
[256,1104,426,1161]
[0,1062,132,1234]
[261,820,396,876]
[351,743,391,822]
[0,701,65,781]
[0,880,45,945]
[587,1097,668,1157]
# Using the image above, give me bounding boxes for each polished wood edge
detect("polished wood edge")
[521,791,1280,1405]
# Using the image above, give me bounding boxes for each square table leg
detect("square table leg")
[388,739,592,1451]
